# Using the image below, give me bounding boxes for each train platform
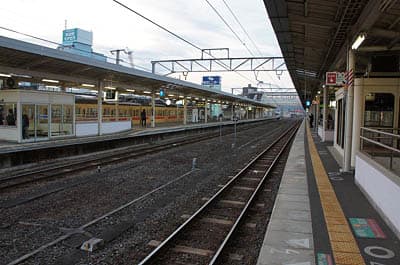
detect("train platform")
[257,122,400,265]
[0,118,273,168]
[0,118,268,153]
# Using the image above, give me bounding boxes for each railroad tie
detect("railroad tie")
[229,253,244,261]
[180,214,232,225]
[201,197,247,208]
[180,214,257,228]
[242,177,260,181]
[148,240,214,257]
[217,184,254,191]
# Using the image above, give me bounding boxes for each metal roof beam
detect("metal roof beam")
[332,0,383,69]
[369,27,400,39]
[0,65,96,85]
[289,14,338,29]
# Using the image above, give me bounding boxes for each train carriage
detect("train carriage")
[75,94,185,126]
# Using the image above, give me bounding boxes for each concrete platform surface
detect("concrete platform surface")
[257,121,315,265]
[258,122,400,265]
[0,118,272,154]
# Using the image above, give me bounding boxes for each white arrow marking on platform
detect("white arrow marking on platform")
[269,247,300,255]
[284,262,311,265]
[286,238,310,248]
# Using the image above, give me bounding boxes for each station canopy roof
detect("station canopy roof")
[0,36,274,108]
[263,0,400,106]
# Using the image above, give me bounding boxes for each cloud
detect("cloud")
[0,0,294,90]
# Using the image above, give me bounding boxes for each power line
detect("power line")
[0,26,60,46]
[203,0,279,87]
[113,0,203,51]
[112,0,254,83]
[221,0,263,57]
[218,0,281,88]
[204,0,256,57]
[0,26,152,72]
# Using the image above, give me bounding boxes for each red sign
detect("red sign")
[326,72,337,85]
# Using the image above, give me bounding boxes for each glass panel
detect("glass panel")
[364,93,394,127]
[341,99,346,148]
[22,104,35,140]
[63,105,73,135]
[336,99,344,147]
[51,105,62,137]
[363,93,395,148]
[0,103,17,126]
[36,105,49,139]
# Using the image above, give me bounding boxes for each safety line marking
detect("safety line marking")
[306,125,365,265]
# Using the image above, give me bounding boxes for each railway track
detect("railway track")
[138,121,300,265]
[0,120,276,191]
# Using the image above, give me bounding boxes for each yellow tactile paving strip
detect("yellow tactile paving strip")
[306,125,366,265]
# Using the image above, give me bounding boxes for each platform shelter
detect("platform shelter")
[0,89,74,142]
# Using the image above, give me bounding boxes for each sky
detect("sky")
[0,0,294,93]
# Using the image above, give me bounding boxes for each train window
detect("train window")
[62,105,73,135]
[90,108,97,118]
[364,93,394,127]
[51,105,62,137]
[0,103,17,126]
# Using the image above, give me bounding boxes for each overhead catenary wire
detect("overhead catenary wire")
[0,26,152,72]
[221,0,264,57]
[204,0,256,57]
[217,0,281,88]
[0,26,60,46]
[112,0,255,84]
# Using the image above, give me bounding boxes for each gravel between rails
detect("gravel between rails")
[216,137,292,265]
[0,119,297,265]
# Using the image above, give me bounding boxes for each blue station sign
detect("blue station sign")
[202,76,221,86]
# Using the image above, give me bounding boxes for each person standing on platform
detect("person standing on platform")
[22,114,29,139]
[140,109,146,127]
[327,113,333,130]
[6,109,15,126]
[309,112,314,128]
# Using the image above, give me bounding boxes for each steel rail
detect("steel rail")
[138,121,300,264]
[0,121,273,191]
[0,131,217,190]
[4,121,289,265]
[209,122,299,264]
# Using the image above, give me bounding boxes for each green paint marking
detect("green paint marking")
[317,253,333,265]
[349,218,376,238]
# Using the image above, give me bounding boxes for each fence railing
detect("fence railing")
[360,127,400,170]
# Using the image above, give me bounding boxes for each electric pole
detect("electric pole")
[110,49,126,65]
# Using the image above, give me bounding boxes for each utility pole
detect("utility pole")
[110,49,127,65]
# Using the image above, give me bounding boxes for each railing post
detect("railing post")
[360,127,364,152]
